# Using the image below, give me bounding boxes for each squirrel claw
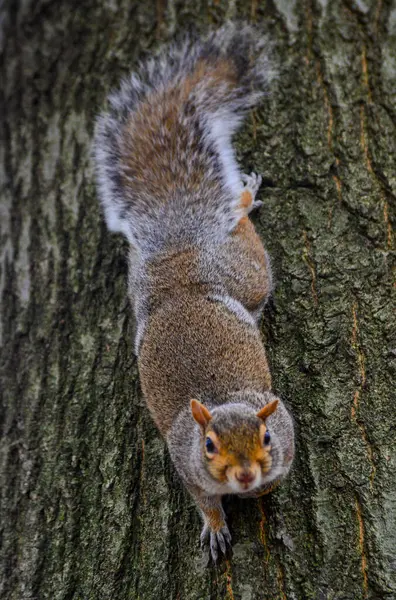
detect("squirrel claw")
[251,200,263,211]
[241,172,263,213]
[200,523,232,563]
[241,172,262,193]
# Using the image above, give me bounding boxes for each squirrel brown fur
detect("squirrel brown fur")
[94,23,295,562]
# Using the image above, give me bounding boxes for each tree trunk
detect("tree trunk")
[1,1,395,598]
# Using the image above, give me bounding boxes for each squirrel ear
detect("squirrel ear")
[257,399,279,421]
[190,399,212,429]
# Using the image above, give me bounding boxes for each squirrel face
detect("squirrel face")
[191,398,279,494]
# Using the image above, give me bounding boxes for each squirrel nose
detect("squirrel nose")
[236,470,255,484]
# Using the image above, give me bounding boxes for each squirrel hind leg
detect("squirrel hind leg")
[240,172,263,214]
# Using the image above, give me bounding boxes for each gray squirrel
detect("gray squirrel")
[94,23,294,562]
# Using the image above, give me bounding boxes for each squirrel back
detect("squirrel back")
[94,23,274,255]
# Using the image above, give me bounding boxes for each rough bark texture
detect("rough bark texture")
[1,1,396,599]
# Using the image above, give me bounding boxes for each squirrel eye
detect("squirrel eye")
[264,431,271,445]
[205,437,216,453]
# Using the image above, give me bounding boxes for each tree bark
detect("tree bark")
[1,1,395,599]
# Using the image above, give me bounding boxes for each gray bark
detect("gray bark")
[1,1,396,599]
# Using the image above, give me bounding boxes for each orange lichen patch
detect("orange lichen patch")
[374,0,383,34]
[383,201,394,249]
[359,49,394,253]
[224,560,235,600]
[350,303,376,490]
[359,60,394,252]
[315,60,345,233]
[258,500,270,562]
[251,108,258,141]
[277,563,287,600]
[360,104,373,174]
[333,173,342,203]
[328,173,343,229]
[355,497,369,598]
[302,231,318,305]
[316,61,334,149]
[353,404,376,490]
[351,390,359,420]
[140,438,147,508]
[327,158,343,228]
[361,47,372,103]
[305,1,313,62]
[351,303,366,386]
[250,0,258,20]
[155,0,165,39]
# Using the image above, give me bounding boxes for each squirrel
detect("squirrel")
[94,23,295,562]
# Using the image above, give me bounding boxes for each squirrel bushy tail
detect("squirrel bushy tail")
[94,23,275,254]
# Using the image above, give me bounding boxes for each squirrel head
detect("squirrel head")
[190,397,280,494]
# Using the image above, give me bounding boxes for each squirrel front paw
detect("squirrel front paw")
[241,172,263,212]
[200,522,232,563]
